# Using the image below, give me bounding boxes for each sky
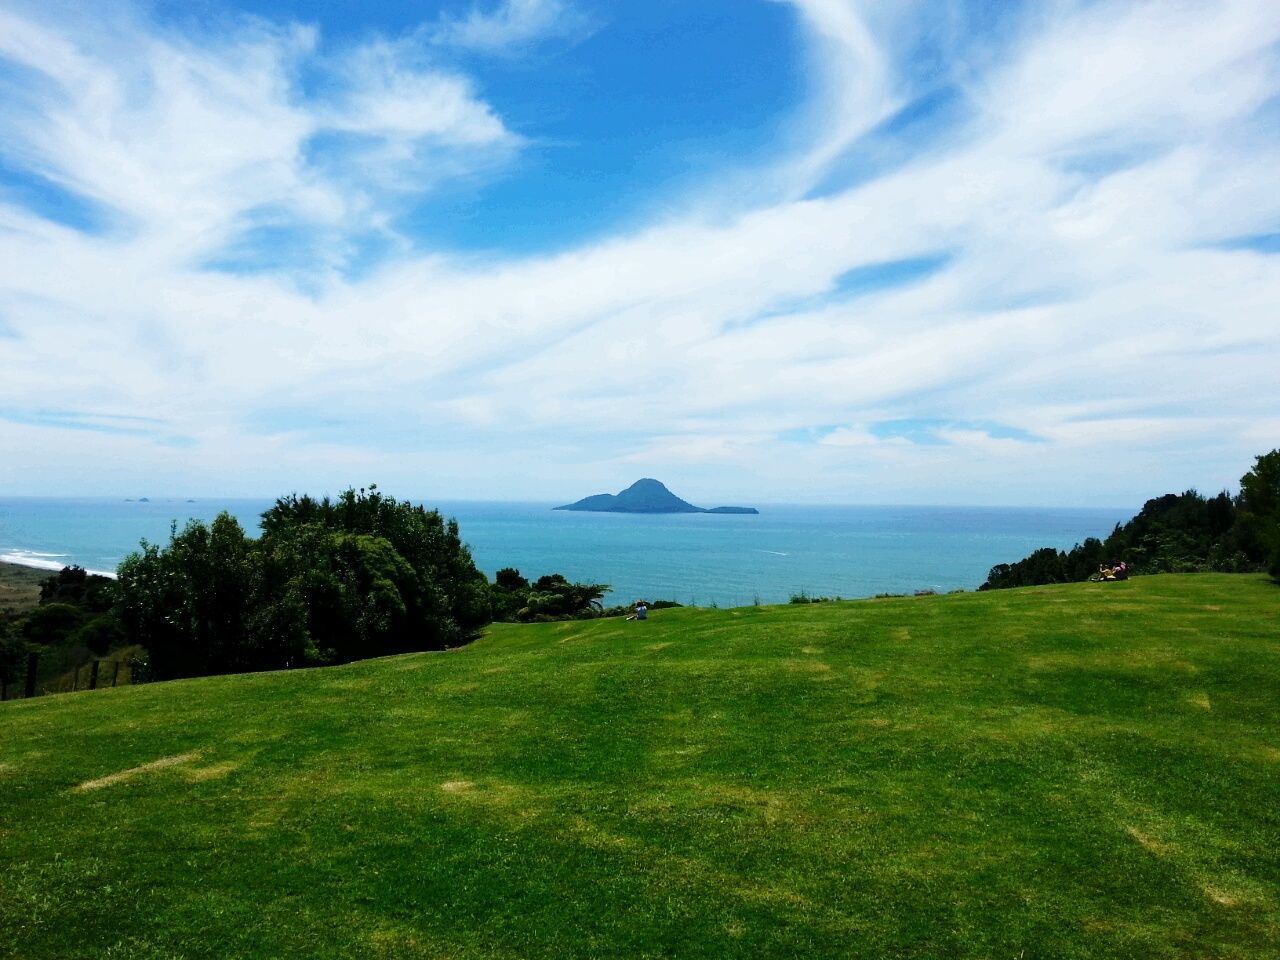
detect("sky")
[0,0,1277,507]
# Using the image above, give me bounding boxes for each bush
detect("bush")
[789,592,841,604]
[494,568,528,591]
[490,569,610,622]
[70,614,128,655]
[20,603,88,646]
[39,566,116,612]
[0,621,26,687]
[126,653,154,685]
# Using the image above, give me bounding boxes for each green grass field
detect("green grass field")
[2,574,1278,958]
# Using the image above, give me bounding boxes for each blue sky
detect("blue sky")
[0,0,1277,505]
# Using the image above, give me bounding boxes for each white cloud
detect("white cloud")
[780,0,899,188]
[0,10,323,250]
[323,40,514,146]
[0,0,1278,504]
[0,4,521,268]
[980,0,1280,150]
[431,0,585,53]
[818,428,889,448]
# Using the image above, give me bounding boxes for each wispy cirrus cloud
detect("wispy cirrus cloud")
[0,3,522,274]
[430,0,588,53]
[777,0,918,194]
[0,0,1277,505]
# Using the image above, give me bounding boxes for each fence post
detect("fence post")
[112,660,120,688]
[25,652,38,698]
[89,660,100,690]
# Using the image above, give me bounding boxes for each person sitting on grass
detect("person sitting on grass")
[626,601,648,621]
[1113,561,1129,580]
[1093,564,1116,582]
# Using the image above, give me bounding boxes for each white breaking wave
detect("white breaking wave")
[0,551,117,578]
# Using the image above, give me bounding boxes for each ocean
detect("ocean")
[0,497,1132,607]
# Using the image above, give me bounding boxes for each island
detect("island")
[555,478,758,514]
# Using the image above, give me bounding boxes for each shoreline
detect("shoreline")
[0,501,1135,607]
[0,554,117,579]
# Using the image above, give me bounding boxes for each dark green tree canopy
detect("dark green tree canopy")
[38,565,116,613]
[20,603,88,646]
[1240,450,1280,517]
[115,488,492,680]
[981,449,1280,590]
[488,568,610,622]
[262,486,490,639]
[1237,450,1280,578]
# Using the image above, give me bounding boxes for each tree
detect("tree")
[38,566,116,613]
[20,603,88,646]
[257,526,419,664]
[70,615,128,655]
[494,568,528,591]
[1240,450,1280,518]
[493,572,611,621]
[114,489,494,679]
[0,619,26,690]
[490,567,531,620]
[261,487,491,645]
[115,514,257,678]
[978,458,1280,589]
[1237,450,1280,577]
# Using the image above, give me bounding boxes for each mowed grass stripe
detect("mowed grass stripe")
[1,574,1277,959]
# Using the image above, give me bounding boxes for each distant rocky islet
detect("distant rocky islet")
[554,479,758,515]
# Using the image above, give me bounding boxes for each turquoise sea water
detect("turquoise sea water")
[0,497,1133,607]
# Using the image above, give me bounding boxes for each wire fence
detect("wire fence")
[0,649,148,702]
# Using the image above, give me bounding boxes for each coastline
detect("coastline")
[0,552,117,579]
[0,500,1135,608]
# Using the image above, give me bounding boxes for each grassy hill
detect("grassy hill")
[0,560,47,614]
[2,574,1277,959]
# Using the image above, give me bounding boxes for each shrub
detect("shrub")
[70,614,127,655]
[491,569,611,622]
[20,603,88,646]
[38,566,116,613]
[0,621,26,687]
[790,592,840,604]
